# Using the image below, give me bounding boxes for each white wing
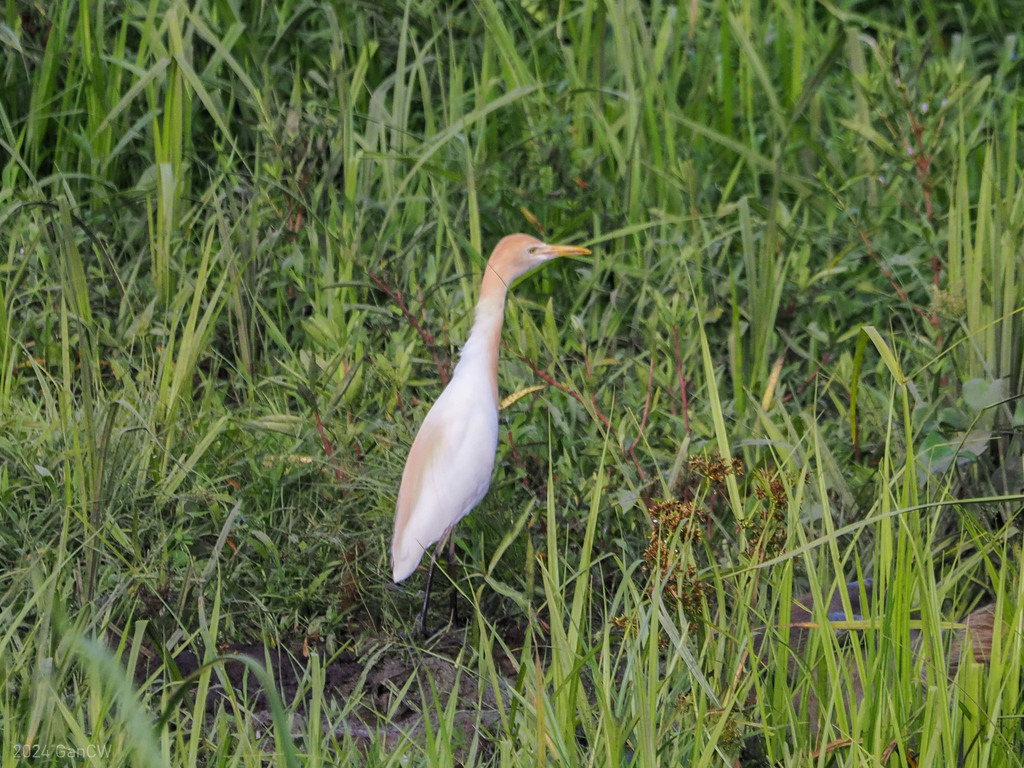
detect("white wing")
[391,380,499,582]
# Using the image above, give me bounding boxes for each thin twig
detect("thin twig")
[368,271,451,386]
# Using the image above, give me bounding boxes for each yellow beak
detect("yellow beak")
[535,242,592,259]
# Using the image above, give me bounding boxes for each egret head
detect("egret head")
[485,233,591,287]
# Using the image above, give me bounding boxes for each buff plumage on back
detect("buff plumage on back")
[391,420,441,581]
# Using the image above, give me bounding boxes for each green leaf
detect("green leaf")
[962,377,1007,412]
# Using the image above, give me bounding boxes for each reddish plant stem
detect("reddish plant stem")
[504,422,539,494]
[515,351,652,482]
[856,227,939,329]
[368,271,451,386]
[796,353,830,396]
[908,112,934,222]
[517,354,610,429]
[627,356,655,483]
[314,410,344,481]
[875,94,944,326]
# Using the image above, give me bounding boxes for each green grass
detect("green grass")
[2,0,1023,765]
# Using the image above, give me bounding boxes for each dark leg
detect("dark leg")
[447,531,458,625]
[419,528,452,637]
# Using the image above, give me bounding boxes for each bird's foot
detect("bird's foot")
[417,599,466,639]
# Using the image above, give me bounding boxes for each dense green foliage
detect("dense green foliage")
[1,0,1022,765]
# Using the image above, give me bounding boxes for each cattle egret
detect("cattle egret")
[391,233,590,627]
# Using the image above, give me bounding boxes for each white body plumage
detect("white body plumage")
[390,347,500,581]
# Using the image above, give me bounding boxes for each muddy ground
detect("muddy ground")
[133,620,527,757]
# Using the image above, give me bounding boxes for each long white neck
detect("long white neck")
[450,268,510,405]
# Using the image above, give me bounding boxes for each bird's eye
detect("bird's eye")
[527,246,539,255]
